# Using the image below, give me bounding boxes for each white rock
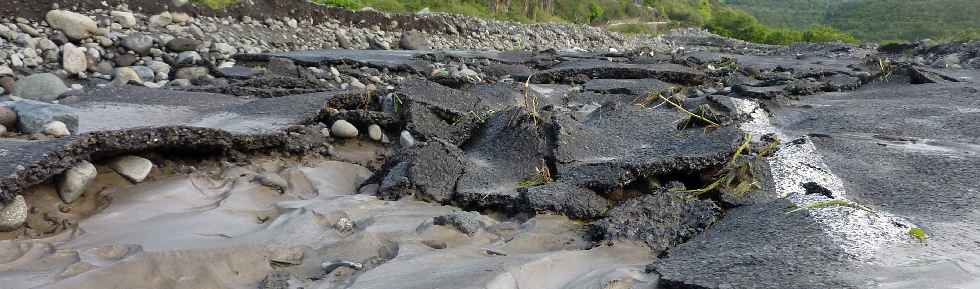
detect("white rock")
[61,43,88,75]
[0,65,12,76]
[112,67,142,85]
[57,160,97,204]
[400,130,415,147]
[46,10,99,40]
[368,124,382,141]
[149,12,173,27]
[331,120,358,138]
[109,155,154,183]
[43,121,70,137]
[0,124,7,135]
[110,11,137,28]
[0,195,28,232]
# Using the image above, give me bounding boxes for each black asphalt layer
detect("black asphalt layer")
[0,86,341,202]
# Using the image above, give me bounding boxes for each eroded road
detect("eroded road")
[0,40,978,289]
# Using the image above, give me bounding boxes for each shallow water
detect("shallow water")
[0,158,656,289]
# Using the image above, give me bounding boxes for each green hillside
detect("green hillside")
[311,0,856,44]
[723,0,980,41]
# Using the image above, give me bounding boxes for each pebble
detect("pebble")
[57,160,97,204]
[109,155,154,183]
[0,195,28,232]
[400,130,415,147]
[43,121,70,137]
[368,124,383,141]
[331,120,358,138]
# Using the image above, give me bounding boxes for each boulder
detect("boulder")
[399,31,430,50]
[46,10,99,40]
[165,38,201,52]
[174,66,208,80]
[112,67,142,85]
[109,156,154,183]
[122,33,155,55]
[62,43,88,75]
[11,73,69,101]
[110,11,137,28]
[2,99,78,134]
[57,160,97,204]
[175,51,202,66]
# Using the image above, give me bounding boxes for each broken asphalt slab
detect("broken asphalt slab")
[0,86,343,202]
[553,101,742,191]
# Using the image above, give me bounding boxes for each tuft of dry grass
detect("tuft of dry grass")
[517,159,553,188]
[673,133,760,197]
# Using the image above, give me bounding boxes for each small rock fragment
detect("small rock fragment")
[57,160,97,204]
[331,120,358,138]
[109,155,154,183]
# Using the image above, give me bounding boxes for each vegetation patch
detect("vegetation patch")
[908,227,928,242]
[192,0,240,10]
[517,159,553,188]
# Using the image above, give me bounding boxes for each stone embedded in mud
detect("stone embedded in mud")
[368,124,383,141]
[521,182,611,220]
[592,191,720,253]
[44,121,70,137]
[379,139,466,203]
[254,172,288,193]
[331,120,359,138]
[269,247,305,266]
[57,160,97,204]
[0,195,27,232]
[433,211,485,236]
[109,156,154,183]
[285,168,318,199]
